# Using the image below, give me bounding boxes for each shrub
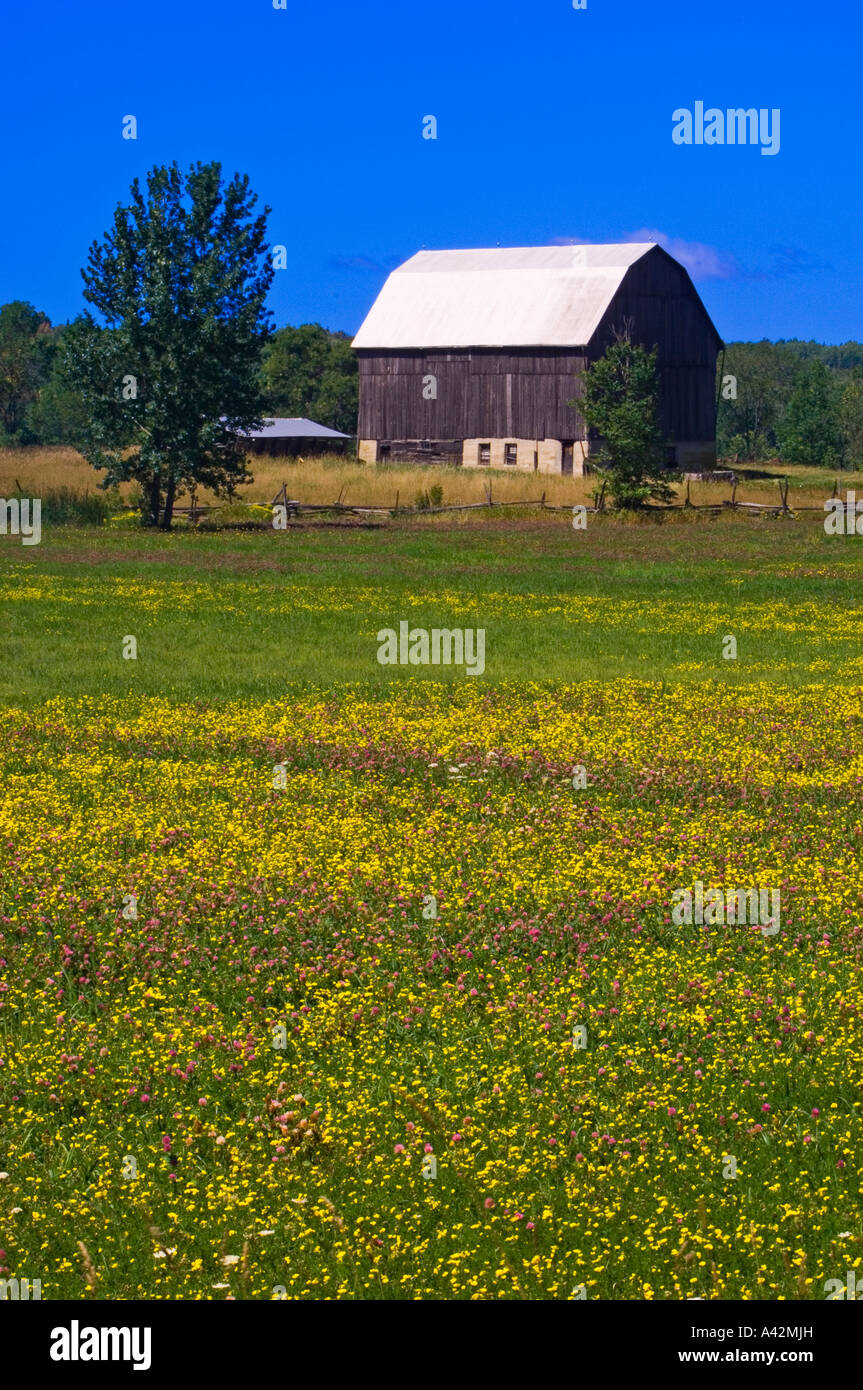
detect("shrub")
[196,502,270,530]
[20,486,118,526]
[415,484,443,510]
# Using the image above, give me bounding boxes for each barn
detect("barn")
[351,243,723,474]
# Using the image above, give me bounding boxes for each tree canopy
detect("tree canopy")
[775,358,843,468]
[0,301,53,442]
[717,338,863,465]
[60,160,274,527]
[575,327,672,509]
[261,323,357,436]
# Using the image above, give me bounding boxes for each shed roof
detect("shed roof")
[351,244,659,350]
[238,417,352,440]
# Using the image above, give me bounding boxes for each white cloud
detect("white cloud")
[549,230,739,279]
[622,228,740,279]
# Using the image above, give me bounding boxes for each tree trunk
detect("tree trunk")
[161,474,176,530]
[148,472,161,526]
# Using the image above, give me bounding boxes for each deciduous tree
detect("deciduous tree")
[61,161,274,527]
[777,358,843,468]
[574,327,671,509]
[261,323,357,436]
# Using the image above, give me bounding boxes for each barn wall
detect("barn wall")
[357,349,589,442]
[588,245,721,444]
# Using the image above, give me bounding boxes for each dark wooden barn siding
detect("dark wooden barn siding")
[357,349,588,440]
[588,246,722,442]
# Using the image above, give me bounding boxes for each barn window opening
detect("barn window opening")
[379,443,391,460]
[505,443,517,466]
[664,445,677,468]
[478,442,491,464]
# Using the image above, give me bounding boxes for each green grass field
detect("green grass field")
[2,509,862,698]
[2,508,863,1300]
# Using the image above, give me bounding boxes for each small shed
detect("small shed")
[237,417,352,457]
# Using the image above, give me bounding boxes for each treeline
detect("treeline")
[0,301,358,446]
[717,340,863,467]
[3,298,862,467]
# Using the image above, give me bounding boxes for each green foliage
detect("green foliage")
[773,338,863,370]
[716,340,798,459]
[716,340,863,463]
[261,323,357,435]
[777,358,843,467]
[0,301,53,442]
[24,322,89,444]
[197,502,271,529]
[126,481,148,513]
[0,306,88,445]
[12,485,119,525]
[574,329,672,509]
[839,370,863,471]
[59,160,274,528]
[414,484,444,510]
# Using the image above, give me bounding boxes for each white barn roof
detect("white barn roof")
[352,244,658,350]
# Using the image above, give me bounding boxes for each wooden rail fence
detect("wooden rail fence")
[169,477,851,523]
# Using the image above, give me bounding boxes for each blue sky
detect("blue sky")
[1,0,860,344]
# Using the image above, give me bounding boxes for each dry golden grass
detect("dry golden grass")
[686,477,838,509]
[0,446,114,496]
[1,446,858,515]
[0,447,596,508]
[247,455,598,508]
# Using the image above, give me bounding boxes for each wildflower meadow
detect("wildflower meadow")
[1,516,861,1301]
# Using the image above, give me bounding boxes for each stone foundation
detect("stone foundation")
[462,438,588,476]
[358,437,713,475]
